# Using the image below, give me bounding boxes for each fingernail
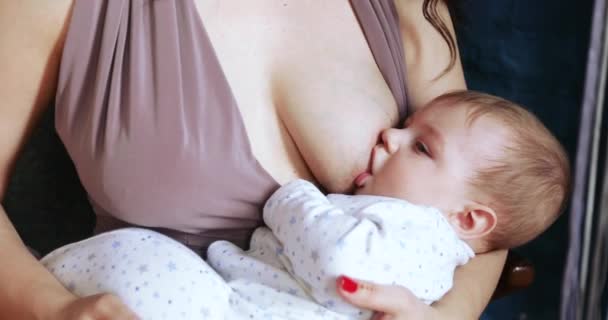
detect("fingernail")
[338,276,358,293]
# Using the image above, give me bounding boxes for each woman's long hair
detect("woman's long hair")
[423,0,457,78]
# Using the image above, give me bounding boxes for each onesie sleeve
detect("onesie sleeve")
[264,179,368,315]
[263,180,473,316]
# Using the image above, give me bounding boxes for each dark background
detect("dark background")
[452,0,593,319]
[2,1,594,319]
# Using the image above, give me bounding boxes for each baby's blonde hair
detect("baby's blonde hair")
[432,90,571,250]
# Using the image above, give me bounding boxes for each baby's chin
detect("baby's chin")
[353,184,375,196]
[352,172,374,195]
[353,188,365,195]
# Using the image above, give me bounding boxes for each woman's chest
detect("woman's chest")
[195,0,399,192]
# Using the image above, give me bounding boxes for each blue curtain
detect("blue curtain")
[452,0,593,319]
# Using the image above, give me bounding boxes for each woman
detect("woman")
[0,0,507,319]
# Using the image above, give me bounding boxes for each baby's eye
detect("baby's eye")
[414,141,431,157]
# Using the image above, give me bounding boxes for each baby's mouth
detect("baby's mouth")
[353,145,378,188]
[354,172,371,188]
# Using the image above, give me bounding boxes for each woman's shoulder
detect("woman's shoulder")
[0,0,73,99]
[0,0,73,190]
[1,0,73,45]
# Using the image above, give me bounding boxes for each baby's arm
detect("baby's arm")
[264,180,458,316]
[264,180,365,316]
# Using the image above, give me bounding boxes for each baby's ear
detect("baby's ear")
[447,203,497,240]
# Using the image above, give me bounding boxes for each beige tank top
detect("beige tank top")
[55,0,408,253]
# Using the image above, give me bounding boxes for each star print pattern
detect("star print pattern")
[42,228,232,320]
[260,179,475,313]
[137,264,148,274]
[41,180,474,320]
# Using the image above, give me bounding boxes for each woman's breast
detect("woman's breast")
[199,0,400,193]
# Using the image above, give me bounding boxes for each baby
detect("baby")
[41,90,570,320]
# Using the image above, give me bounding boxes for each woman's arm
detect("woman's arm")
[0,0,76,317]
[0,2,138,319]
[337,250,507,320]
[433,250,507,319]
[432,250,507,319]
[0,205,73,319]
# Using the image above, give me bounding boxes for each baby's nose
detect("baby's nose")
[381,128,401,154]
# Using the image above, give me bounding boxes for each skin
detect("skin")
[354,103,506,253]
[355,104,479,212]
[0,0,506,319]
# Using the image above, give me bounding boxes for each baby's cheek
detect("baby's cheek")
[401,182,440,205]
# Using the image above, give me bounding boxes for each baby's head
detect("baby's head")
[354,90,570,252]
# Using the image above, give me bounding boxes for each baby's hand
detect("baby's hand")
[51,293,139,320]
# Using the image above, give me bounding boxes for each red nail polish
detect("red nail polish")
[338,276,358,293]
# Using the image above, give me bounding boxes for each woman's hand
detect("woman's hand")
[336,276,439,320]
[49,293,139,320]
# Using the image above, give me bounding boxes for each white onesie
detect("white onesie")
[41,179,474,320]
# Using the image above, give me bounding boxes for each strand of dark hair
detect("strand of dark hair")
[422,0,457,79]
